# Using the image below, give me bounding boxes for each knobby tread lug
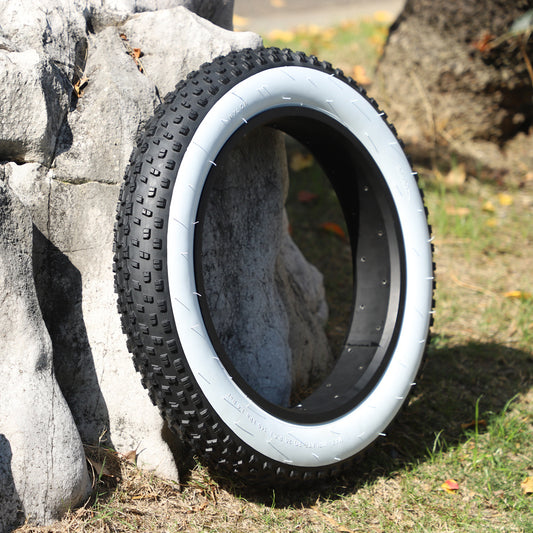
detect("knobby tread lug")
[113,47,434,487]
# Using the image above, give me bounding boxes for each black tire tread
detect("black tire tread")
[113,46,434,486]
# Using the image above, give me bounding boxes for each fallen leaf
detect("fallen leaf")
[461,419,487,430]
[123,449,137,463]
[321,222,347,240]
[233,14,249,29]
[441,479,459,493]
[485,217,498,227]
[482,200,496,213]
[86,456,114,479]
[289,151,314,171]
[444,163,467,186]
[521,476,533,494]
[132,47,142,59]
[268,29,295,43]
[498,192,513,206]
[73,76,89,97]
[471,31,495,53]
[322,27,337,42]
[445,205,470,216]
[306,24,322,36]
[352,64,371,85]
[504,290,533,300]
[373,10,394,23]
[297,190,318,203]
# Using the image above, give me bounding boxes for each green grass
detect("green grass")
[264,14,392,85]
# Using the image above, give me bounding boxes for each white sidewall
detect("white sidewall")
[167,66,433,468]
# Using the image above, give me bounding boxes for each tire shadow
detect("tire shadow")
[224,340,532,506]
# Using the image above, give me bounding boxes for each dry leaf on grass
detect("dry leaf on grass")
[498,192,513,206]
[352,64,371,85]
[460,419,487,430]
[297,190,318,203]
[441,479,459,493]
[86,456,115,479]
[445,205,470,216]
[233,14,249,29]
[520,476,533,494]
[123,449,137,463]
[482,200,496,213]
[289,151,314,171]
[504,290,532,300]
[437,163,467,186]
[320,221,347,240]
[268,29,295,42]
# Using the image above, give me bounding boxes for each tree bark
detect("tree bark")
[375,0,533,181]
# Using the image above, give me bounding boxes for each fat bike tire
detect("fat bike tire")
[113,47,435,485]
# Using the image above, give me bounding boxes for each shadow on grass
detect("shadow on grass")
[217,340,532,507]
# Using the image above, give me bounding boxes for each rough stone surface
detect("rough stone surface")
[0,179,91,530]
[0,1,88,79]
[0,49,70,165]
[0,0,332,527]
[121,6,254,97]
[87,0,235,31]
[202,129,331,405]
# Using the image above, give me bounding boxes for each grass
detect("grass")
[15,14,533,533]
[264,12,393,86]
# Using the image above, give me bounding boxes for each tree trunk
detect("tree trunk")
[374,0,533,181]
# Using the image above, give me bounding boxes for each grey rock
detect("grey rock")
[6,161,183,481]
[0,434,21,533]
[0,0,88,80]
[277,215,332,391]
[0,0,333,526]
[202,128,293,405]
[0,49,70,165]
[0,179,91,529]
[121,6,261,97]
[87,0,235,30]
[52,27,160,185]
[202,128,332,406]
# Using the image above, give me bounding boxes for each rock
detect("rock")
[52,7,261,185]
[52,27,160,185]
[0,49,70,165]
[0,435,21,533]
[201,129,293,405]
[0,0,88,80]
[87,0,235,30]
[121,6,260,97]
[202,128,331,405]
[0,0,332,526]
[6,159,183,483]
[277,215,331,391]
[0,179,91,529]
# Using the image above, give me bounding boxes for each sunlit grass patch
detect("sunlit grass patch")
[264,14,393,86]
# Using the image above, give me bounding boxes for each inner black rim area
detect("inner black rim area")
[194,106,406,424]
